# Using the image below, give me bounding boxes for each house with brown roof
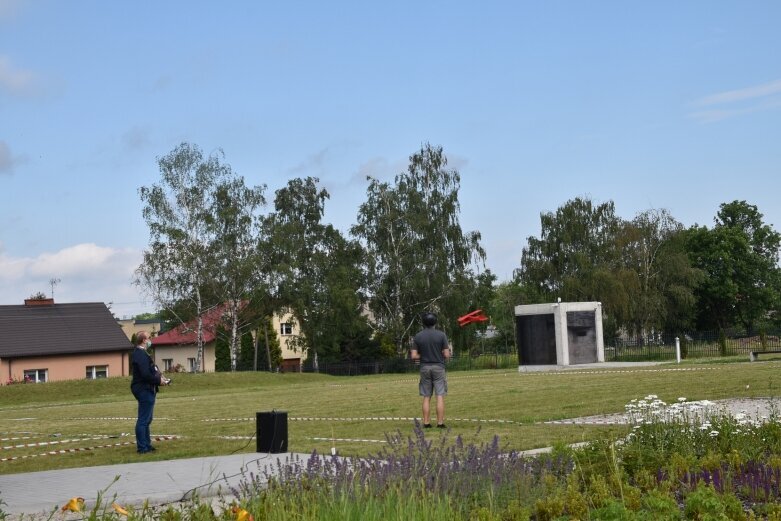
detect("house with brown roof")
[0,299,133,384]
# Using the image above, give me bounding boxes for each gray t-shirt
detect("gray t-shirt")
[413,327,449,366]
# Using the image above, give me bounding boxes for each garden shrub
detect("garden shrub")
[621,483,643,512]
[588,474,614,508]
[684,483,744,520]
[498,500,531,521]
[532,494,564,521]
[589,500,636,521]
[563,475,588,520]
[636,489,680,521]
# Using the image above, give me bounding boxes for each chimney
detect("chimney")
[25,298,55,306]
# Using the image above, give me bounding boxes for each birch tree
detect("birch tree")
[352,143,485,354]
[136,142,230,371]
[267,177,370,368]
[209,176,266,370]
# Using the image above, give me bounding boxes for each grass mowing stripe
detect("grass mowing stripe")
[2,434,131,450]
[309,437,387,443]
[0,436,179,462]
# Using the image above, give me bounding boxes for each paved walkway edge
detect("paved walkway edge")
[0,452,313,516]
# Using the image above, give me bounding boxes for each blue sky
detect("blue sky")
[2,1,780,318]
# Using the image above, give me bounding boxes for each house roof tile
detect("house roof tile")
[151,304,229,346]
[0,302,133,358]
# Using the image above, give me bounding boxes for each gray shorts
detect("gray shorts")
[419,364,447,397]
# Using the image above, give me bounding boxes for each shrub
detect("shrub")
[684,483,745,521]
[637,490,680,521]
[589,500,636,521]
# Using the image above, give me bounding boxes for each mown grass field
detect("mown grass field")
[1,358,779,476]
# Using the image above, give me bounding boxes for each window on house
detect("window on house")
[23,369,47,383]
[163,359,173,371]
[187,358,197,372]
[86,365,108,379]
[280,323,293,336]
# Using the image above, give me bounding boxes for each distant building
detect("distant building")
[0,299,133,384]
[150,304,306,372]
[271,309,306,372]
[117,317,164,341]
[150,304,225,373]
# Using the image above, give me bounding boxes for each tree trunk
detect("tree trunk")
[195,287,204,372]
[253,327,259,371]
[229,300,239,371]
[264,321,272,372]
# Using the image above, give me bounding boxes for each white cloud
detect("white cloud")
[27,244,129,276]
[0,243,150,318]
[0,54,36,96]
[696,78,781,106]
[689,98,781,124]
[689,79,781,123]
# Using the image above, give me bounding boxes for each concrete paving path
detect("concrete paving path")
[0,452,313,517]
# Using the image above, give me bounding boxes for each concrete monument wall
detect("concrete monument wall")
[514,301,604,366]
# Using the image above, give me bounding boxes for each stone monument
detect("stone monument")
[515,301,604,366]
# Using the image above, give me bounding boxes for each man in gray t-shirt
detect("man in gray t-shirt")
[410,312,451,429]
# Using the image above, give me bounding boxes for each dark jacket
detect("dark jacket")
[131,347,161,393]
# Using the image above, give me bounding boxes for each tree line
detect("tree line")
[511,199,781,343]
[135,142,781,370]
[135,142,485,371]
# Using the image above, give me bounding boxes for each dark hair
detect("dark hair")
[421,312,438,327]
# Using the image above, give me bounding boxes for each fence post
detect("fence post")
[675,337,681,364]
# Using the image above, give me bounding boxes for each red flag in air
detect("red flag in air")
[457,309,489,327]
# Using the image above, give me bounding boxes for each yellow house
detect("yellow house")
[116,318,163,341]
[149,306,305,373]
[271,309,306,372]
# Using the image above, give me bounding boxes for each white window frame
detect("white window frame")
[187,357,197,372]
[163,359,173,371]
[23,369,48,383]
[86,365,108,379]
[280,323,293,336]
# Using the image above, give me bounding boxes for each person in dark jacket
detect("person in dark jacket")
[131,331,169,453]
[410,312,451,429]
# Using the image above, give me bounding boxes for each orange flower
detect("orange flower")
[61,497,84,512]
[232,506,254,521]
[112,502,130,516]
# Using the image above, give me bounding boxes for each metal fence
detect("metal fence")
[288,330,781,375]
[300,352,519,376]
[606,330,781,361]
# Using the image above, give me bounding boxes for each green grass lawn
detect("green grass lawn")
[2,359,780,475]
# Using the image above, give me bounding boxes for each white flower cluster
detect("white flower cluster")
[624,395,720,426]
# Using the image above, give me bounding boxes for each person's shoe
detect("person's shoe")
[423,423,432,429]
[148,446,156,451]
[436,424,447,429]
[137,448,151,454]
